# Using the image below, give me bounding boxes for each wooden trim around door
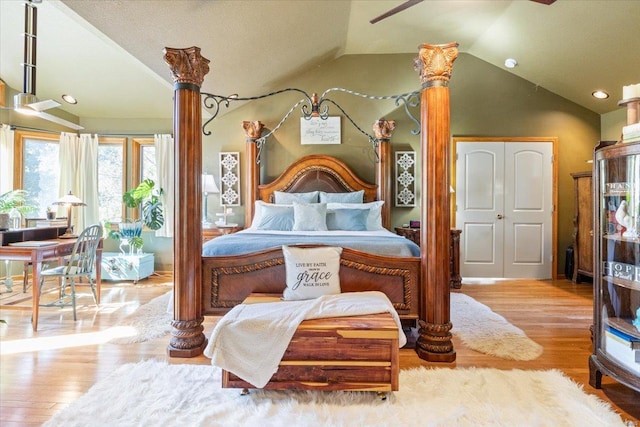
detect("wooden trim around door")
[451,136,558,280]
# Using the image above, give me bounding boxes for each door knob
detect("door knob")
[497,214,503,219]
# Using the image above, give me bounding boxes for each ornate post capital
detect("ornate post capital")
[242,121,264,140]
[373,119,396,140]
[163,46,210,87]
[414,42,459,87]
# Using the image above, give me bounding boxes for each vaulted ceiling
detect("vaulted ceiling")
[1,0,638,124]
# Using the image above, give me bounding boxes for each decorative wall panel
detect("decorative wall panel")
[219,152,241,206]
[395,151,416,207]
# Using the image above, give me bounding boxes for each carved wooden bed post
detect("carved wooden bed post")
[242,121,264,226]
[164,46,210,357]
[414,42,458,362]
[373,120,395,229]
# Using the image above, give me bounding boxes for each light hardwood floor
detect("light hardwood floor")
[1,275,639,426]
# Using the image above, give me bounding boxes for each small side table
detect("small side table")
[202,226,243,243]
[394,227,462,289]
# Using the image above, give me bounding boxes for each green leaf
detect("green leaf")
[129,237,144,249]
[0,190,38,215]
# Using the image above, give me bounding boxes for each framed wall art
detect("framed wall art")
[300,116,341,144]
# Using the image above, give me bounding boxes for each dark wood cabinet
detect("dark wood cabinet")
[395,227,462,289]
[571,171,593,282]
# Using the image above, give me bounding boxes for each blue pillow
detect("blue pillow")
[326,208,368,231]
[257,204,294,231]
[326,201,385,231]
[319,190,364,203]
[292,203,327,231]
[274,191,319,204]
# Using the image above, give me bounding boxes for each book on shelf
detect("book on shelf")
[605,328,640,373]
[603,261,640,283]
[35,219,68,228]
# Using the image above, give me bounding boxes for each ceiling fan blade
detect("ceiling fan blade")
[27,99,61,112]
[35,111,84,130]
[530,0,557,4]
[370,0,424,24]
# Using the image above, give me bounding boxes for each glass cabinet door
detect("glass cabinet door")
[595,145,640,382]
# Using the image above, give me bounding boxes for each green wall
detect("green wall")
[204,53,601,276]
[4,51,610,276]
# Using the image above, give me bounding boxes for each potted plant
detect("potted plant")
[46,206,57,220]
[106,179,164,252]
[0,190,38,230]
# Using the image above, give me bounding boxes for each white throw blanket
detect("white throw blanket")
[203,291,406,388]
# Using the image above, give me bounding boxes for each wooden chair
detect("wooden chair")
[38,224,102,321]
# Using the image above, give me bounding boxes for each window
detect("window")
[14,130,60,218]
[132,138,156,184]
[130,138,157,221]
[15,131,126,224]
[97,137,126,222]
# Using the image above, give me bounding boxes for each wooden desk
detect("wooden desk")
[0,232,102,331]
[0,226,67,246]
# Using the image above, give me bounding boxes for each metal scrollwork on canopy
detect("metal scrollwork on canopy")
[201,87,421,163]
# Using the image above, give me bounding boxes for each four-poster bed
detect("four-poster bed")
[163,42,459,363]
[201,152,422,322]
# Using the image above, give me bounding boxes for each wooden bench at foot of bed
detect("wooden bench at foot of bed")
[222,293,400,392]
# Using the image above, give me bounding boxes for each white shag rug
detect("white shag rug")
[107,291,172,344]
[43,360,628,427]
[451,292,543,360]
[106,291,542,362]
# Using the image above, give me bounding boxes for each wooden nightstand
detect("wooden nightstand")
[202,226,243,243]
[395,227,462,289]
[394,227,420,245]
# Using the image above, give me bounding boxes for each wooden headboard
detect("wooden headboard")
[257,155,378,203]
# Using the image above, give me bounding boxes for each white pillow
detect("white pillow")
[292,202,328,231]
[282,245,342,300]
[326,201,385,231]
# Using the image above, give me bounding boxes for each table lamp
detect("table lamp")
[53,191,86,238]
[202,174,219,228]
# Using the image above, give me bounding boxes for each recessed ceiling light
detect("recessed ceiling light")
[61,94,77,104]
[504,58,517,69]
[592,90,609,99]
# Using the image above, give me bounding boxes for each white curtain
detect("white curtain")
[58,132,99,233]
[58,132,79,208]
[78,134,99,230]
[154,134,174,238]
[0,124,14,194]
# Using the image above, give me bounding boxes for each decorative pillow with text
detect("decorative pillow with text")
[282,245,342,300]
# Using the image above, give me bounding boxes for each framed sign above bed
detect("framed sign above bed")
[300,116,341,144]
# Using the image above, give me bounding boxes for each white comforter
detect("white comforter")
[203,291,406,388]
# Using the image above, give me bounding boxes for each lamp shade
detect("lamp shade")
[53,191,86,238]
[53,191,86,206]
[202,174,219,194]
